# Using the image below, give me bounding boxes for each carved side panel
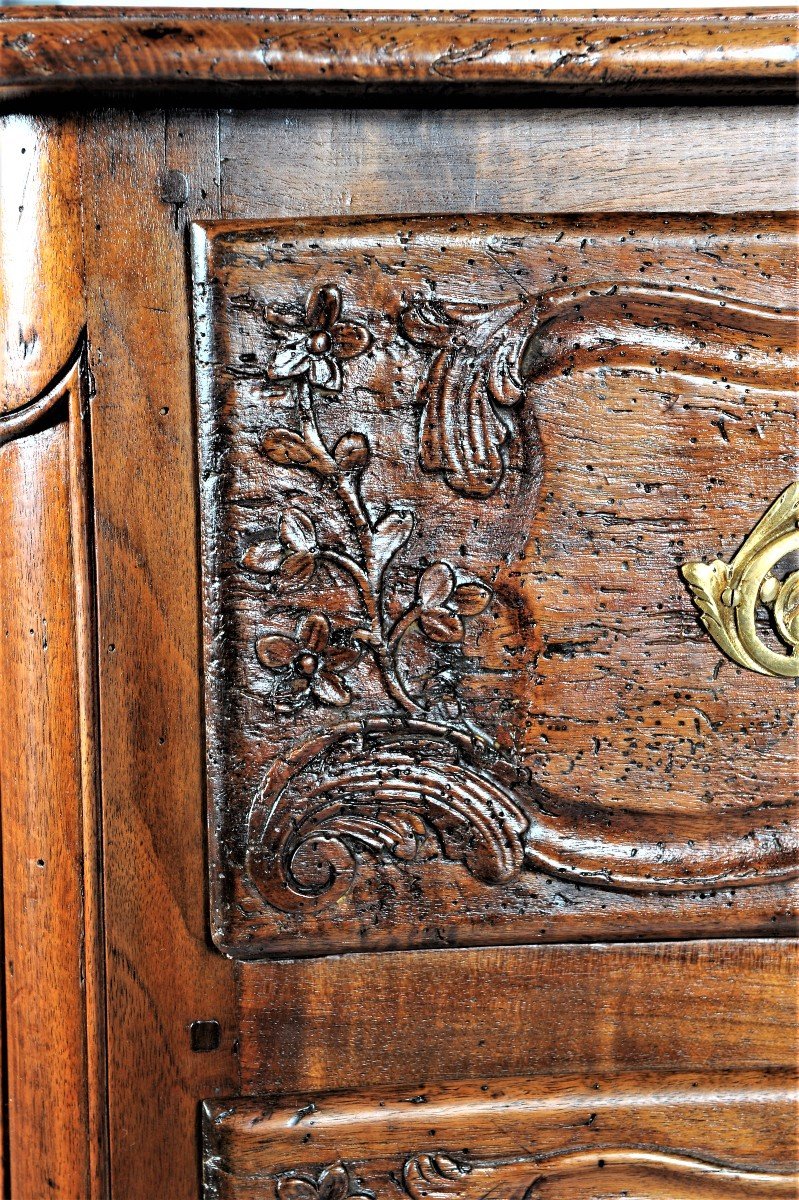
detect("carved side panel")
[192,214,798,958]
[202,1072,799,1200]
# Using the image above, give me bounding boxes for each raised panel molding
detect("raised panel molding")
[192,213,798,958]
[202,1070,799,1200]
[0,338,108,1198]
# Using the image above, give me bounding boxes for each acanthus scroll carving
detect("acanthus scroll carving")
[194,215,798,956]
[271,1151,799,1200]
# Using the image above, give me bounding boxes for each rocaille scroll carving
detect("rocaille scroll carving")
[269,1151,799,1200]
[193,216,798,956]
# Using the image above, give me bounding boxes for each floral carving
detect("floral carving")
[244,507,319,582]
[237,282,531,909]
[195,220,799,953]
[276,1164,371,1200]
[246,283,498,727]
[267,283,372,392]
[256,613,360,712]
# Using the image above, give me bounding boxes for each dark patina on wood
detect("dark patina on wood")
[193,212,798,959]
[0,9,797,101]
[202,1067,799,1200]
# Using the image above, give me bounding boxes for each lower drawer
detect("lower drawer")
[203,1070,798,1200]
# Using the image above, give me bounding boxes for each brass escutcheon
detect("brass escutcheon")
[682,482,799,678]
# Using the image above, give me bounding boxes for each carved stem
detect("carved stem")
[300,380,423,717]
[296,376,337,470]
[387,604,422,651]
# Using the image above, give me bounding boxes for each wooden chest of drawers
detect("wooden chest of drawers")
[0,9,796,1199]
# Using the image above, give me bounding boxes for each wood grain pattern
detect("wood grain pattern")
[0,347,107,1199]
[81,109,237,1200]
[194,212,797,959]
[0,114,84,424]
[238,940,798,1094]
[0,113,108,1200]
[0,32,795,1195]
[0,10,796,100]
[203,1069,799,1200]
[220,107,799,218]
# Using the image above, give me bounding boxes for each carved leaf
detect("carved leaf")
[402,295,533,497]
[242,541,284,573]
[417,562,455,608]
[403,1155,471,1200]
[418,351,511,498]
[373,509,414,574]
[262,428,331,473]
[281,508,317,552]
[277,1179,318,1200]
[487,334,526,407]
[420,609,464,644]
[451,582,492,616]
[334,432,370,471]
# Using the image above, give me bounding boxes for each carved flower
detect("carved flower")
[243,508,319,583]
[257,613,359,711]
[416,562,492,644]
[276,1164,371,1200]
[267,284,372,392]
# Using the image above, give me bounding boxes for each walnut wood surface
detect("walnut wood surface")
[0,115,84,422]
[204,1069,799,1200]
[80,110,238,1200]
[0,355,104,1197]
[238,939,798,1094]
[0,114,108,1200]
[220,107,799,218]
[0,60,796,1200]
[195,212,797,959]
[0,9,796,100]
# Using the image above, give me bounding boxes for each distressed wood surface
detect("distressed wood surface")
[238,940,798,1094]
[203,1068,799,1200]
[0,9,796,100]
[0,42,795,1197]
[194,212,798,959]
[0,114,84,422]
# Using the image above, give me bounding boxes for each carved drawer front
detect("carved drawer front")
[192,214,798,959]
[202,1072,799,1200]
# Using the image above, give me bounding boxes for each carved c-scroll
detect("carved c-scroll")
[240,280,798,914]
[266,1151,799,1200]
[401,1149,799,1199]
